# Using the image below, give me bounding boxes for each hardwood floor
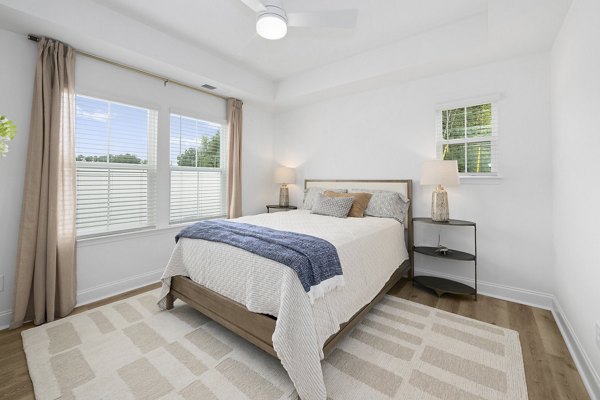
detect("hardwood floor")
[0,280,590,400]
[389,280,590,400]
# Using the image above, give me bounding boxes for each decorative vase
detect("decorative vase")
[279,185,289,207]
[431,187,449,221]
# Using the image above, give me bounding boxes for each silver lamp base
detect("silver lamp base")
[431,186,449,221]
[279,185,289,207]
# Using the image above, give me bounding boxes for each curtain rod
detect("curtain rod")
[27,34,232,102]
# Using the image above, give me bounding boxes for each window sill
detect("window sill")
[76,216,227,247]
[77,225,184,248]
[459,174,504,184]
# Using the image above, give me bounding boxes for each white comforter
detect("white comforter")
[158,210,408,400]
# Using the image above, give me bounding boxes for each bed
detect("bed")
[158,179,414,400]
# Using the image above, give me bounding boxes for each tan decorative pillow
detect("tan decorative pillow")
[324,191,372,217]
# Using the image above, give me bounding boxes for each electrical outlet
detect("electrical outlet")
[596,322,600,349]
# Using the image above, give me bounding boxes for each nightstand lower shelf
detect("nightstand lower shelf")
[413,275,476,298]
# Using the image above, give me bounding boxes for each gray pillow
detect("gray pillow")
[350,189,410,223]
[351,188,409,203]
[310,194,354,218]
[303,187,348,210]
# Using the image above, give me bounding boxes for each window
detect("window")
[437,102,498,175]
[75,95,158,236]
[170,114,227,223]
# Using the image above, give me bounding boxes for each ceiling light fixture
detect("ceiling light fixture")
[240,0,358,40]
[256,4,287,40]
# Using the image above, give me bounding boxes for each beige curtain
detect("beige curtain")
[10,38,76,328]
[227,98,243,218]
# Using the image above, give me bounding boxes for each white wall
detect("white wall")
[242,102,275,214]
[274,53,555,306]
[551,0,600,396]
[0,28,275,327]
[0,29,36,328]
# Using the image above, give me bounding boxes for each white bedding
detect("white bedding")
[158,210,408,400]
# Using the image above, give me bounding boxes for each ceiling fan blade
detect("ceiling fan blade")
[287,9,358,29]
[239,0,266,13]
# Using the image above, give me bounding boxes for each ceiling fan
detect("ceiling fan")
[239,0,358,40]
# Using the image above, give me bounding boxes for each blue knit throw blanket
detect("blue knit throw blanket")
[176,220,343,295]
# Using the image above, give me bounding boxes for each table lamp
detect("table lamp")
[420,160,460,221]
[274,167,295,207]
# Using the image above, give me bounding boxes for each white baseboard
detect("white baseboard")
[0,309,12,330]
[0,269,163,331]
[76,268,164,307]
[414,267,554,309]
[552,298,600,400]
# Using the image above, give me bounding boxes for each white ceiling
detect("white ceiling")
[0,0,572,108]
[93,0,488,81]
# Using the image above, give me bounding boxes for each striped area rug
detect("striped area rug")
[22,289,528,400]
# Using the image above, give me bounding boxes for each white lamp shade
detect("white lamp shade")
[256,14,288,40]
[420,160,460,186]
[274,167,295,184]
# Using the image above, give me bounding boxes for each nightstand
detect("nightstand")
[412,217,477,300]
[266,205,298,213]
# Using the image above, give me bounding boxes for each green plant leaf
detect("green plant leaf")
[0,116,17,156]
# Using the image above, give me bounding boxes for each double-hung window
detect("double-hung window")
[75,95,158,237]
[170,114,227,223]
[437,102,498,175]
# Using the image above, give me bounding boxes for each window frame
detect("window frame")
[435,95,500,178]
[74,94,159,239]
[168,112,228,225]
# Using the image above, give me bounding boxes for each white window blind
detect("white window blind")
[75,95,158,237]
[436,102,498,175]
[170,114,227,224]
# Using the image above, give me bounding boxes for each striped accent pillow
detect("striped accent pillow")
[310,194,354,218]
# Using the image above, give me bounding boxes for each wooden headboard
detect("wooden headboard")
[305,179,414,278]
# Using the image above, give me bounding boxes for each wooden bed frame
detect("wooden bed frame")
[166,179,414,358]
